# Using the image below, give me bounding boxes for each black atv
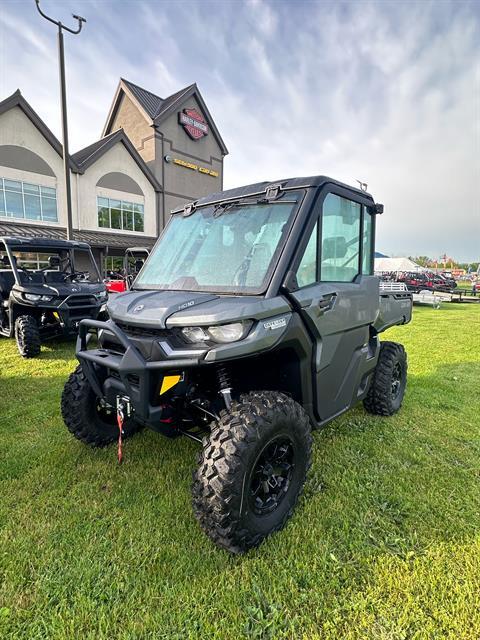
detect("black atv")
[61,176,412,553]
[0,236,107,357]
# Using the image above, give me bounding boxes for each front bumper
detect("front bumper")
[76,313,291,423]
[77,319,202,423]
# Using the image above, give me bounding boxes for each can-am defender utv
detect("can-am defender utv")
[0,236,107,357]
[61,176,412,553]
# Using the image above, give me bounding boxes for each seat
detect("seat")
[0,270,15,300]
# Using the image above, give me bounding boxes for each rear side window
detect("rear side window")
[362,207,373,275]
[321,194,361,282]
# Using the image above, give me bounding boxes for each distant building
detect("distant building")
[0,80,228,272]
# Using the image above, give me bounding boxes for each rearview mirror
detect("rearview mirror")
[48,255,61,268]
[322,236,347,260]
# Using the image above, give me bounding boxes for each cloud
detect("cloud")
[0,0,478,260]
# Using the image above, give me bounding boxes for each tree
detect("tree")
[409,256,434,268]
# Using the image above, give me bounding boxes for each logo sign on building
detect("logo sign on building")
[178,108,209,140]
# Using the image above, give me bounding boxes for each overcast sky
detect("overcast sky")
[0,0,479,262]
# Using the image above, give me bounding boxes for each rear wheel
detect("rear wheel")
[61,364,142,446]
[15,315,41,358]
[364,341,407,416]
[192,391,312,554]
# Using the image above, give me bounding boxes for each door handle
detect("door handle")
[314,293,336,316]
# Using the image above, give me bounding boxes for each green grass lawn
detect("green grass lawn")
[0,305,479,639]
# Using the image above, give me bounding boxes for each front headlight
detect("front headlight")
[24,293,53,302]
[94,291,108,301]
[181,321,252,344]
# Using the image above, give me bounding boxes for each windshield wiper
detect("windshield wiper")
[212,198,298,217]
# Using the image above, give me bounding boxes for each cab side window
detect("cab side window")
[296,222,318,288]
[321,194,361,282]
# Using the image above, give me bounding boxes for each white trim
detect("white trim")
[0,216,60,227]
[0,165,57,187]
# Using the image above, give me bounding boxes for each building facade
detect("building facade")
[0,80,227,272]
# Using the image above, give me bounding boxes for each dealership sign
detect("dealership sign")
[179,108,209,140]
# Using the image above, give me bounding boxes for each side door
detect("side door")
[287,187,378,422]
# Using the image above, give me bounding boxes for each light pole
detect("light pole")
[34,0,86,240]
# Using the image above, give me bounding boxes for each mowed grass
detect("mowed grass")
[0,305,479,639]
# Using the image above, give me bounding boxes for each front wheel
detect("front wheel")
[192,391,312,554]
[15,315,41,358]
[363,341,407,416]
[61,364,143,446]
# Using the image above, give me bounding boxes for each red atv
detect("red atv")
[105,247,150,294]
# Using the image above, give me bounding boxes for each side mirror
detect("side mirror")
[48,255,61,268]
[322,236,347,260]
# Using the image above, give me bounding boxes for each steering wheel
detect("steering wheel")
[65,271,89,281]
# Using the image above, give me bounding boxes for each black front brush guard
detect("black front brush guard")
[76,319,201,423]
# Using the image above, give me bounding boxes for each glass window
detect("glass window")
[110,206,122,230]
[96,196,144,232]
[41,196,57,222]
[0,177,57,222]
[296,223,318,288]
[24,194,42,220]
[24,183,40,195]
[98,206,110,227]
[321,194,361,282]
[5,191,24,217]
[123,209,134,231]
[134,213,144,232]
[362,208,373,275]
[40,186,56,197]
[4,179,22,193]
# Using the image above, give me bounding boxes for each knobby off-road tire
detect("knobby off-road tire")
[15,314,41,358]
[363,341,407,416]
[61,364,142,446]
[192,391,312,554]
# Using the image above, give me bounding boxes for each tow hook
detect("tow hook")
[115,396,132,464]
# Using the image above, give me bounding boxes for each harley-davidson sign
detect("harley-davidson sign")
[179,108,209,140]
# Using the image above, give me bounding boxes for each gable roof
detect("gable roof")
[121,78,163,119]
[103,79,228,155]
[0,90,80,172]
[72,129,162,192]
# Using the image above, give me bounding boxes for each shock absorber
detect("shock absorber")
[216,364,233,411]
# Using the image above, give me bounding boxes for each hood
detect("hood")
[13,281,105,297]
[107,290,220,328]
[107,289,292,328]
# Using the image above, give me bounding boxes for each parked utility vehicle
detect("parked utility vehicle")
[105,247,150,294]
[62,176,412,553]
[0,236,107,357]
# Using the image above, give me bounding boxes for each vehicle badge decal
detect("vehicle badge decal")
[177,300,196,311]
[133,304,145,313]
[263,317,287,330]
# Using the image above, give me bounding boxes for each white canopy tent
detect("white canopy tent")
[374,257,424,273]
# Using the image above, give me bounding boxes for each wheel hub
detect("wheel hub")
[391,362,402,399]
[249,438,295,516]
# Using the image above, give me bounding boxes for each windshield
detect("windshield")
[135,191,303,293]
[1,247,101,284]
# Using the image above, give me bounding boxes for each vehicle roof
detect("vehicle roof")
[0,236,91,250]
[172,175,375,212]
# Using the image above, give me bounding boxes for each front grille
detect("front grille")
[116,323,173,340]
[67,295,96,308]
